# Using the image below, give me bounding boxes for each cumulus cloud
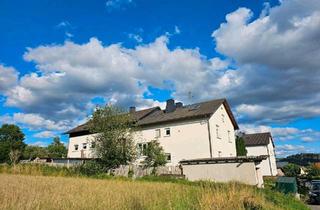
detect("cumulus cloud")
[0,65,18,93]
[240,124,320,143]
[213,0,320,123]
[33,131,56,138]
[276,144,312,157]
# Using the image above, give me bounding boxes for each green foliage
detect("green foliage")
[23,145,48,159]
[282,163,300,177]
[0,124,26,163]
[76,160,106,176]
[235,136,247,156]
[143,140,167,174]
[89,105,136,170]
[47,137,67,158]
[308,164,320,177]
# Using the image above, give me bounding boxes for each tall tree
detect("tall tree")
[89,105,136,170]
[23,145,48,159]
[236,136,247,156]
[47,137,67,158]
[0,124,26,163]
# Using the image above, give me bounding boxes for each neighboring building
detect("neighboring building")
[65,98,239,165]
[243,132,277,176]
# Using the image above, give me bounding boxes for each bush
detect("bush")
[76,160,106,176]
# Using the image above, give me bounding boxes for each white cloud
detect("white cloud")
[29,141,48,147]
[240,123,320,143]
[33,131,55,138]
[128,33,143,43]
[10,113,68,131]
[174,25,181,34]
[0,65,19,93]
[105,0,133,11]
[212,0,320,122]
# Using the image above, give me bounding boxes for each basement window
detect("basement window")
[83,143,87,150]
[74,144,79,151]
[164,128,171,137]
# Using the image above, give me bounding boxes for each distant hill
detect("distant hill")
[279,153,320,166]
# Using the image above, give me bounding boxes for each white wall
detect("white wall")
[246,139,277,176]
[67,103,237,165]
[182,162,264,187]
[67,134,96,158]
[134,118,211,165]
[209,104,237,157]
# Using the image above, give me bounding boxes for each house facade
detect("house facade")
[66,98,239,165]
[243,132,277,176]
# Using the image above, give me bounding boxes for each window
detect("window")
[164,128,171,137]
[74,144,79,151]
[91,141,96,148]
[218,151,222,157]
[165,153,171,163]
[83,143,87,150]
[216,125,220,139]
[228,130,232,143]
[221,114,225,123]
[137,143,148,156]
[155,129,161,138]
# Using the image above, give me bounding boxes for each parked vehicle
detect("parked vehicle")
[309,180,320,204]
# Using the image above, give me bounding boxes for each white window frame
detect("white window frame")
[218,151,222,157]
[221,114,225,123]
[228,130,232,143]
[216,125,221,139]
[155,129,161,138]
[164,128,171,137]
[74,144,79,151]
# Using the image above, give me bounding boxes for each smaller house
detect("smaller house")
[243,132,277,176]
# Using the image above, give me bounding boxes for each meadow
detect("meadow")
[0,164,309,210]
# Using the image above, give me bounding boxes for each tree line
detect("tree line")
[0,124,67,164]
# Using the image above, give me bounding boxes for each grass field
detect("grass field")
[0,173,309,210]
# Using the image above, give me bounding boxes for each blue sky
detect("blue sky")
[0,0,319,156]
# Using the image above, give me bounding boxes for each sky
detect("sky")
[0,0,319,157]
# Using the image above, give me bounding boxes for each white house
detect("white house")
[66,98,239,166]
[243,132,277,176]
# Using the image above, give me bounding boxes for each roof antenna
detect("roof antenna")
[188,91,194,103]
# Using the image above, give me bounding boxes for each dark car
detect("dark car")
[309,180,320,204]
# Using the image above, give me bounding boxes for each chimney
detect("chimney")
[165,99,176,113]
[129,106,136,113]
[175,102,183,108]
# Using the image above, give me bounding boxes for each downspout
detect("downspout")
[207,119,213,158]
[266,144,273,176]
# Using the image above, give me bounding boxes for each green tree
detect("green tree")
[47,137,67,158]
[283,163,301,177]
[0,124,26,163]
[308,164,320,177]
[236,136,247,156]
[23,145,48,159]
[89,105,136,170]
[143,140,167,175]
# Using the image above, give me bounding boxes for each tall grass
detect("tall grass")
[0,164,308,210]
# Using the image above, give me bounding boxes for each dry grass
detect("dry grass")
[0,174,308,210]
